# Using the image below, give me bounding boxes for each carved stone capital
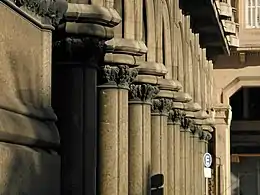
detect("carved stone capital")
[190,124,203,136]
[168,109,183,124]
[101,65,138,89]
[129,84,159,103]
[180,114,193,130]
[14,0,68,26]
[199,130,212,141]
[152,98,172,114]
[53,37,106,65]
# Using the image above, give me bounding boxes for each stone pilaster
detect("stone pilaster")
[128,83,159,195]
[214,105,232,195]
[98,65,138,195]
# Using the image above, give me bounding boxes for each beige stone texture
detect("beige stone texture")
[129,103,151,195]
[151,113,168,194]
[98,88,128,195]
[0,142,60,195]
[0,2,58,147]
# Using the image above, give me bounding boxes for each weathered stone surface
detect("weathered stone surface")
[0,142,60,195]
[0,1,58,147]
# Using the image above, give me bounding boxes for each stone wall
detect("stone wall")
[0,1,60,194]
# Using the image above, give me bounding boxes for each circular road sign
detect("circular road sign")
[203,153,212,168]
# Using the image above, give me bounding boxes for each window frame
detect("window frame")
[245,0,260,28]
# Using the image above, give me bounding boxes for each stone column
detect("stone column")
[128,83,159,195]
[151,98,172,195]
[168,108,182,195]
[98,65,138,195]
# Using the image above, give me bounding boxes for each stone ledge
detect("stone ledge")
[137,61,167,76]
[0,109,59,148]
[104,53,139,67]
[106,38,147,56]
[158,79,182,92]
[66,3,121,27]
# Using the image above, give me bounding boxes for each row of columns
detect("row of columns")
[98,64,213,195]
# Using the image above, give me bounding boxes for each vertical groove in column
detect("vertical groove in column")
[192,130,200,195]
[151,113,161,175]
[167,121,174,195]
[99,88,119,195]
[161,114,168,195]
[173,123,181,195]
[190,131,195,195]
[118,89,129,195]
[180,128,186,194]
[185,130,191,195]
[200,139,206,195]
[129,103,143,195]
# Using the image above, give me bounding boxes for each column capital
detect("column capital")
[168,109,184,124]
[129,84,159,103]
[199,130,212,141]
[214,104,232,125]
[180,113,194,130]
[100,65,138,89]
[152,98,172,114]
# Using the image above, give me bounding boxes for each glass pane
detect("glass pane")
[248,8,252,26]
[249,0,252,6]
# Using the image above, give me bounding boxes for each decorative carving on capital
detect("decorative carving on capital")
[180,114,193,130]
[14,0,68,26]
[168,109,183,124]
[101,65,138,89]
[199,130,212,141]
[190,124,203,135]
[129,84,159,103]
[152,98,172,114]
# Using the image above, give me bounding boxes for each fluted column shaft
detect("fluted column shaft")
[98,65,137,195]
[167,109,182,195]
[128,84,159,195]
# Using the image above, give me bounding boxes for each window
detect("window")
[246,0,260,28]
